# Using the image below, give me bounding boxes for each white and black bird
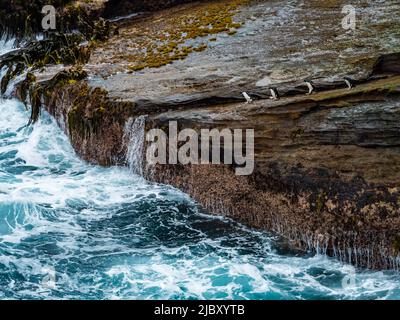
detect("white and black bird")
[344,77,355,90]
[304,79,315,95]
[269,87,280,100]
[242,92,253,104]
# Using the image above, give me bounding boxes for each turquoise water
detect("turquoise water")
[1,42,400,300]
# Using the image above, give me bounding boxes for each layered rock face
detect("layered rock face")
[3,0,400,269]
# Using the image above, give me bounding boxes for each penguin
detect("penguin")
[242,92,253,104]
[304,79,315,95]
[269,87,280,100]
[344,76,355,90]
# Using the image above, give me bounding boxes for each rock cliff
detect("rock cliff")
[2,0,400,269]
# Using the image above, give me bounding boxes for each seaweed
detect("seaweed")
[15,66,88,125]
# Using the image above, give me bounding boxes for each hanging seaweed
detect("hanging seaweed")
[0,33,92,95]
[0,1,116,128]
[25,66,88,125]
[15,72,36,107]
[0,63,24,95]
[0,5,116,95]
[28,83,43,125]
[0,1,77,42]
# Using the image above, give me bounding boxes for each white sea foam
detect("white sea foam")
[0,38,15,56]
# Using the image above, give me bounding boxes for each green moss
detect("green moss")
[193,44,208,52]
[126,0,248,72]
[67,84,111,138]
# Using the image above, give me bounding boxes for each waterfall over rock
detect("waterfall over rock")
[123,115,147,175]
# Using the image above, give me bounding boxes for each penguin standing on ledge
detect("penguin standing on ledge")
[344,76,356,90]
[269,87,280,100]
[242,92,253,104]
[304,79,315,95]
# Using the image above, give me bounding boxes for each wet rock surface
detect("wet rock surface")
[3,0,400,269]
